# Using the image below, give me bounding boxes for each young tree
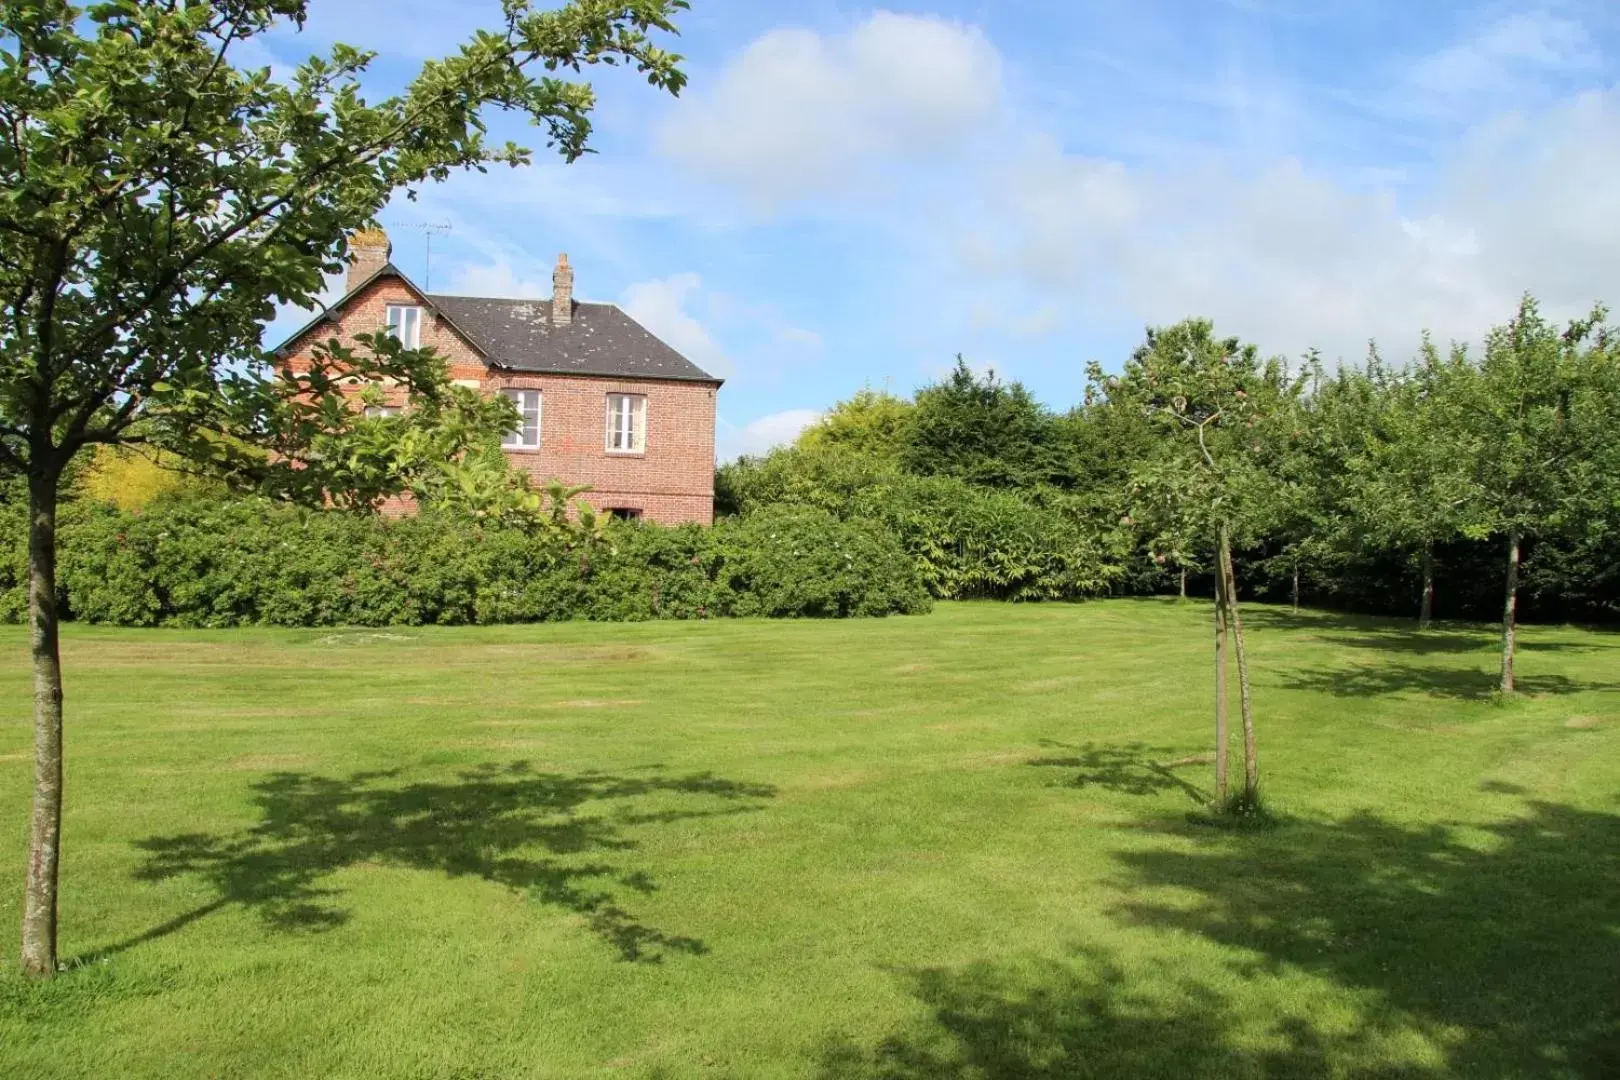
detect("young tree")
[0,0,687,977]
[1444,297,1615,693]
[1097,320,1295,807]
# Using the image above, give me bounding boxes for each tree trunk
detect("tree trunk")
[1291,559,1300,613]
[22,469,64,978]
[1212,553,1228,804]
[1219,527,1259,802]
[1419,544,1435,631]
[1179,567,1187,600]
[1500,530,1520,695]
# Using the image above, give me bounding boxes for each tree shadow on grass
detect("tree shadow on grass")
[820,799,1620,1078]
[92,762,775,965]
[816,948,1434,1079]
[1114,800,1620,1078]
[1271,663,1615,701]
[1243,609,1617,656]
[1027,741,1209,805]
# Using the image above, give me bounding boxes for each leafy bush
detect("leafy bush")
[10,494,929,627]
[855,475,1124,601]
[716,506,931,617]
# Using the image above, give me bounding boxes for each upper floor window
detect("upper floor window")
[386,304,422,349]
[502,388,542,449]
[606,393,646,454]
[363,404,403,419]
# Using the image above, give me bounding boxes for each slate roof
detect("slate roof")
[272,263,721,385]
[425,294,719,383]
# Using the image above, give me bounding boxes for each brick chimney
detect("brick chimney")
[551,253,574,327]
[347,227,392,293]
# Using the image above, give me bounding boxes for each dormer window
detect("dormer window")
[386,304,422,349]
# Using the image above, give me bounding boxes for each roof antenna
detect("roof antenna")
[386,220,451,291]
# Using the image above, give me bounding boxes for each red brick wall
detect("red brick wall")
[282,276,718,525]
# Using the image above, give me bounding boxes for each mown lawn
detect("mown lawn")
[0,599,1617,1079]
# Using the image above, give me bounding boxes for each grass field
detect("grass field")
[0,599,1617,1078]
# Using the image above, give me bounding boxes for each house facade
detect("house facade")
[274,230,721,524]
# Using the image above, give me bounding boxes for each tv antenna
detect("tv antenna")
[386,220,451,290]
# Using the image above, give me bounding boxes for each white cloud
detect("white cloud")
[620,273,733,379]
[956,84,1620,363]
[718,409,824,461]
[444,259,551,299]
[1404,11,1599,119]
[656,11,1000,207]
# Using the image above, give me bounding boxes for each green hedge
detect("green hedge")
[0,496,930,627]
[853,475,1124,601]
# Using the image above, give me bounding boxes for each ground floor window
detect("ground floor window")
[606,507,643,522]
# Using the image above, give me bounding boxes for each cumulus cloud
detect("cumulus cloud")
[655,11,1000,206]
[620,273,733,379]
[956,85,1620,363]
[444,259,551,299]
[719,409,824,461]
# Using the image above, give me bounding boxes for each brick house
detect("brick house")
[273,229,722,524]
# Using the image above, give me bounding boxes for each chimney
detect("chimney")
[347,227,392,293]
[551,253,574,327]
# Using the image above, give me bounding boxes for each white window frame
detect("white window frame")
[605,393,646,454]
[363,404,403,419]
[385,304,422,349]
[501,388,542,450]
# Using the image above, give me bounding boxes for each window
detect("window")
[501,388,542,449]
[385,304,422,348]
[363,404,402,419]
[605,393,646,453]
[606,507,643,522]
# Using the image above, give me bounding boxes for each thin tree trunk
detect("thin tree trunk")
[1179,567,1187,600]
[1419,543,1435,631]
[22,469,64,978]
[1213,552,1228,804]
[1291,558,1300,613]
[1500,530,1520,695]
[1219,527,1258,802]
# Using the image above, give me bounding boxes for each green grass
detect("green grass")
[0,599,1617,1078]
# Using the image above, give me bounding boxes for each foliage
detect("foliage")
[0,0,692,974]
[854,475,1123,601]
[12,494,928,628]
[77,447,224,510]
[796,388,914,459]
[715,505,932,618]
[715,443,899,519]
[901,357,1070,488]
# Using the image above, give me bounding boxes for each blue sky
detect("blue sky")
[256,0,1620,458]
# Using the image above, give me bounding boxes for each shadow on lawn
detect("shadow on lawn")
[1271,663,1615,701]
[821,799,1620,1079]
[1244,609,1618,656]
[97,762,775,965]
[1027,741,1209,805]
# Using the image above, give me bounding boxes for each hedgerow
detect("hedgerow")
[0,495,930,627]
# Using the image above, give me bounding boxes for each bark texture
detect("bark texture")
[22,471,64,978]
[1500,530,1520,695]
[1419,544,1435,631]
[1213,560,1229,803]
[1219,527,1259,801]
